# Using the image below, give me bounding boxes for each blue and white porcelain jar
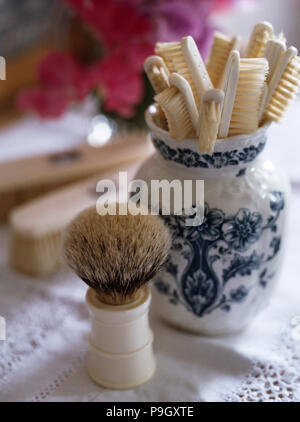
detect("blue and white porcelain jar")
[135,106,290,335]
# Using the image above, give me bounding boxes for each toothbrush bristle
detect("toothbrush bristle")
[150,23,296,152]
[155,87,195,141]
[246,24,273,58]
[206,33,236,88]
[155,41,200,108]
[228,58,268,136]
[155,42,181,73]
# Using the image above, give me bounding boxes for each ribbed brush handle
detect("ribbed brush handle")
[85,286,155,389]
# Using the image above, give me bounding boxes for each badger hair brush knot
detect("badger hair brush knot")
[63,205,171,305]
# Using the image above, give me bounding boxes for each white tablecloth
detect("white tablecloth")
[0,103,300,402]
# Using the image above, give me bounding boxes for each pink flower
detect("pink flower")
[90,52,144,117]
[148,0,214,58]
[212,0,240,12]
[58,0,153,116]
[123,0,249,58]
[18,0,250,119]
[126,40,154,70]
[38,51,92,99]
[63,0,153,50]
[17,88,69,118]
[17,51,93,117]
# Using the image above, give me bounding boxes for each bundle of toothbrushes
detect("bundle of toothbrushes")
[144,22,300,154]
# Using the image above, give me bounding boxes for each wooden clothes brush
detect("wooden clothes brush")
[9,161,149,278]
[0,131,149,223]
[245,21,274,58]
[228,58,268,137]
[206,32,240,88]
[63,205,171,389]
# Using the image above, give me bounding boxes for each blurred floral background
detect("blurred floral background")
[15,0,252,123]
[1,0,299,132]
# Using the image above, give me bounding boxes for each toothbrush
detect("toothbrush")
[181,36,214,99]
[197,89,224,154]
[155,36,213,109]
[263,39,286,83]
[246,21,274,58]
[154,43,206,142]
[263,47,300,122]
[169,72,198,132]
[176,36,225,153]
[258,39,286,121]
[228,58,268,136]
[154,41,177,73]
[206,32,240,88]
[219,50,240,138]
[172,36,224,153]
[144,56,170,93]
[154,84,196,141]
[156,35,223,150]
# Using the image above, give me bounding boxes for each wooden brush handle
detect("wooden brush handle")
[10,162,140,235]
[9,162,142,277]
[0,131,152,192]
[0,132,153,221]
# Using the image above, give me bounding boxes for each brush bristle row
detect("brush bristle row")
[247,30,273,58]
[155,42,199,108]
[155,87,195,141]
[264,56,300,122]
[206,34,233,88]
[155,42,180,73]
[10,229,63,277]
[228,58,268,136]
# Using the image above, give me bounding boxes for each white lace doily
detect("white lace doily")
[1,103,300,402]
[0,200,299,402]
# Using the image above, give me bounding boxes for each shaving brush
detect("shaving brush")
[63,205,171,389]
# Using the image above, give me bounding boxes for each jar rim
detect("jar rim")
[146,104,269,154]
